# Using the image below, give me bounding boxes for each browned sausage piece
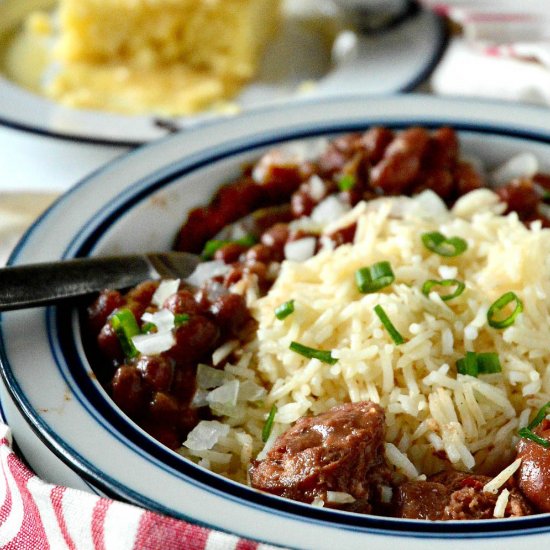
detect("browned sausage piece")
[396,471,532,520]
[517,425,550,512]
[249,401,386,505]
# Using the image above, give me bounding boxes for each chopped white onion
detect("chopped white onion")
[212,339,239,366]
[411,190,448,219]
[196,363,231,390]
[191,389,209,408]
[319,235,336,251]
[238,380,266,402]
[490,152,539,187]
[493,489,510,518]
[151,279,180,307]
[311,496,325,508]
[380,485,393,504]
[185,261,231,288]
[308,175,326,202]
[311,195,350,224]
[326,491,356,504]
[438,265,458,279]
[183,420,230,451]
[132,331,175,355]
[206,379,240,407]
[284,237,317,262]
[141,309,175,333]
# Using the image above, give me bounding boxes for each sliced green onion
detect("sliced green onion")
[275,300,295,320]
[421,232,468,257]
[355,261,395,294]
[422,279,466,302]
[174,313,190,327]
[543,190,550,203]
[456,351,478,377]
[456,351,502,377]
[518,428,550,449]
[262,404,277,443]
[201,235,257,260]
[289,341,337,365]
[487,291,523,329]
[476,352,502,374]
[373,305,405,345]
[110,308,140,358]
[337,174,356,191]
[518,400,550,449]
[141,322,155,334]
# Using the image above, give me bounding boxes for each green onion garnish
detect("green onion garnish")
[275,300,295,320]
[355,261,395,294]
[201,235,257,260]
[518,401,550,449]
[262,404,277,443]
[487,291,523,329]
[456,351,502,377]
[543,190,550,203]
[141,322,155,334]
[174,313,190,326]
[289,341,337,365]
[421,232,468,257]
[337,174,356,191]
[373,305,406,345]
[110,308,140,358]
[422,279,465,302]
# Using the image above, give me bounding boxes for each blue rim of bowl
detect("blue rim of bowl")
[0,7,448,146]
[2,111,550,543]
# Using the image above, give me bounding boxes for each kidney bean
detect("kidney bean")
[178,406,200,435]
[370,128,430,194]
[424,127,459,169]
[209,293,252,337]
[148,391,180,423]
[167,315,220,365]
[496,178,540,219]
[111,365,147,416]
[517,424,550,512]
[88,289,124,334]
[214,242,248,264]
[137,355,174,392]
[318,145,348,175]
[171,364,198,403]
[453,161,484,196]
[97,322,124,362]
[146,424,181,450]
[175,206,212,253]
[291,188,317,218]
[360,127,394,164]
[533,172,550,191]
[245,243,273,264]
[126,280,159,305]
[164,289,203,316]
[411,168,455,201]
[328,223,357,246]
[260,223,290,261]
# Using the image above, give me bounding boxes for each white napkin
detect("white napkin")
[421,1,550,105]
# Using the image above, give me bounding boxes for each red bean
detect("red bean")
[496,178,540,219]
[126,280,159,305]
[291,188,317,218]
[97,323,124,362]
[88,289,124,334]
[167,315,220,365]
[214,242,248,264]
[411,168,455,201]
[424,127,459,169]
[136,355,174,392]
[164,289,203,316]
[209,293,252,337]
[517,425,550,512]
[245,243,273,264]
[148,391,180,423]
[453,161,484,196]
[111,365,146,416]
[328,223,357,246]
[261,223,290,261]
[360,127,394,164]
[146,424,181,450]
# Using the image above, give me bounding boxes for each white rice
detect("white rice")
[179,190,550,484]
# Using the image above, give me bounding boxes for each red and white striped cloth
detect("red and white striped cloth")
[418,0,550,107]
[0,425,283,550]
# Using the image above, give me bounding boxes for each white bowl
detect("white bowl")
[2,95,550,549]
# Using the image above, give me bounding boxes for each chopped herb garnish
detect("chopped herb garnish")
[373,305,406,345]
[487,291,523,329]
[174,313,190,326]
[337,174,356,191]
[289,341,337,365]
[110,308,140,358]
[456,351,502,377]
[275,300,295,320]
[518,401,550,448]
[201,235,257,260]
[543,190,550,203]
[355,261,395,294]
[141,322,156,334]
[262,404,277,443]
[421,231,468,257]
[422,279,465,302]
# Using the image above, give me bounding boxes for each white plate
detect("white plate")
[3,95,550,549]
[0,1,446,144]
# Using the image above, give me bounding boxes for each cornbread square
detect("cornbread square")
[55,0,281,81]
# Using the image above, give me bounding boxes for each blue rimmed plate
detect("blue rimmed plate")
[2,95,550,549]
